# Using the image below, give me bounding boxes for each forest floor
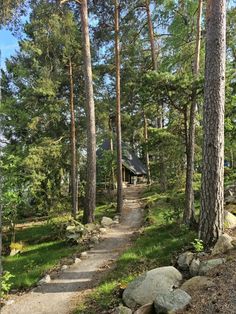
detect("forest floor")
[1,185,145,314]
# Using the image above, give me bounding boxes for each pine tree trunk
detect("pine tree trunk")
[115,0,123,213]
[184,0,202,227]
[80,0,96,223]
[145,0,157,71]
[143,112,151,184]
[199,0,226,247]
[108,117,116,190]
[69,58,78,219]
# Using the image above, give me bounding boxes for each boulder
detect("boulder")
[101,216,114,227]
[224,211,236,229]
[212,234,234,255]
[154,289,191,313]
[181,276,215,293]
[199,258,226,275]
[122,266,182,310]
[112,305,132,314]
[189,258,200,277]
[134,303,155,314]
[177,251,194,270]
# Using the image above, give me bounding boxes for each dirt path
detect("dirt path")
[2,185,145,314]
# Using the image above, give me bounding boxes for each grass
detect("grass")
[74,187,196,314]
[2,216,84,290]
[3,241,79,289]
[2,202,116,291]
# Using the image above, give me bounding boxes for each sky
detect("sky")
[0,29,19,68]
[0,0,235,70]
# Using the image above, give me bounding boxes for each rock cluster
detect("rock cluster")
[113,230,235,314]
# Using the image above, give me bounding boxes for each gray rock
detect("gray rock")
[134,303,155,314]
[80,251,88,259]
[99,227,107,234]
[177,251,194,270]
[101,216,114,227]
[38,274,51,284]
[5,300,15,306]
[181,276,215,293]
[212,234,234,255]
[154,289,191,313]
[85,223,98,232]
[61,265,68,270]
[74,258,82,264]
[10,249,21,256]
[123,266,182,310]
[199,258,226,275]
[224,211,236,229]
[189,258,200,277]
[112,305,132,314]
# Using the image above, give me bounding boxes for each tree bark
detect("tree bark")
[108,117,116,190]
[68,58,78,219]
[143,112,151,184]
[80,0,96,223]
[184,0,202,227]
[145,0,157,71]
[115,0,123,213]
[199,0,226,247]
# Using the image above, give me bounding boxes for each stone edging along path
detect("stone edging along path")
[1,186,144,314]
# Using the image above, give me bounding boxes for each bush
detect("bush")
[0,271,15,298]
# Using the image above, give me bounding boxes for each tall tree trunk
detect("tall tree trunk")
[145,0,157,71]
[109,117,116,190]
[68,58,78,219]
[184,0,202,227]
[80,0,96,223]
[115,0,123,213]
[145,0,162,184]
[199,0,226,247]
[143,112,151,184]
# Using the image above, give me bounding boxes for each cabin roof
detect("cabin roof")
[97,139,147,176]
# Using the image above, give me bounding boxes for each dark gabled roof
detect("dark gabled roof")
[97,139,147,176]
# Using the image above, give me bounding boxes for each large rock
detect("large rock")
[177,251,194,270]
[112,305,132,314]
[212,234,234,255]
[181,276,215,293]
[101,216,113,227]
[224,211,236,229]
[154,289,191,313]
[199,258,226,275]
[189,258,200,277]
[122,266,182,310]
[134,303,155,314]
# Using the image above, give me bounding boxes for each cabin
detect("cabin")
[97,139,147,185]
